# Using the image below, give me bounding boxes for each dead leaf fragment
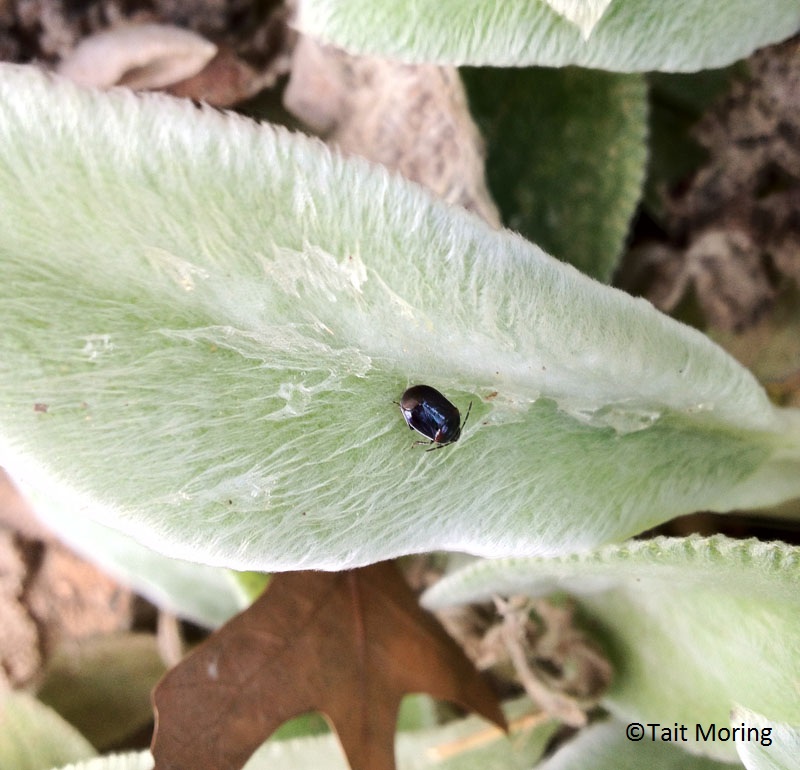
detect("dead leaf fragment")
[649,38,800,332]
[167,47,274,108]
[685,228,777,331]
[152,561,506,770]
[0,471,132,688]
[0,532,41,688]
[284,36,501,226]
[440,595,612,726]
[57,23,217,90]
[0,468,53,544]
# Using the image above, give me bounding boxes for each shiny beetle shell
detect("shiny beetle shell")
[398,384,471,451]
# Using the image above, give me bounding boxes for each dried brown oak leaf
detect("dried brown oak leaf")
[151,561,506,770]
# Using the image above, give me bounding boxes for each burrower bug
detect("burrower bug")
[397,384,472,451]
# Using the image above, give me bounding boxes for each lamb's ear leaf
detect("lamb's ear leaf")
[463,67,647,282]
[531,720,735,770]
[0,692,95,770]
[731,706,800,770]
[49,752,154,770]
[296,0,800,73]
[423,535,800,761]
[1,65,799,572]
[3,472,246,626]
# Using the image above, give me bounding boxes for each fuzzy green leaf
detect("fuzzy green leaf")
[423,535,800,761]
[37,634,166,751]
[1,66,800,572]
[732,706,800,770]
[36,493,247,626]
[543,1,614,41]
[536,721,734,769]
[50,700,554,770]
[463,67,647,281]
[0,693,95,770]
[51,753,153,770]
[296,0,800,73]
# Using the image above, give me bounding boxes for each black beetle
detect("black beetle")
[397,384,472,451]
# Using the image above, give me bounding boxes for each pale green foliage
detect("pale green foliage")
[37,634,165,750]
[464,68,647,281]
[296,0,800,72]
[51,753,153,770]
[0,693,95,770]
[543,1,614,40]
[535,721,732,769]
[423,535,800,760]
[46,701,553,770]
[733,707,800,770]
[23,487,247,626]
[247,697,555,770]
[1,65,800,573]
